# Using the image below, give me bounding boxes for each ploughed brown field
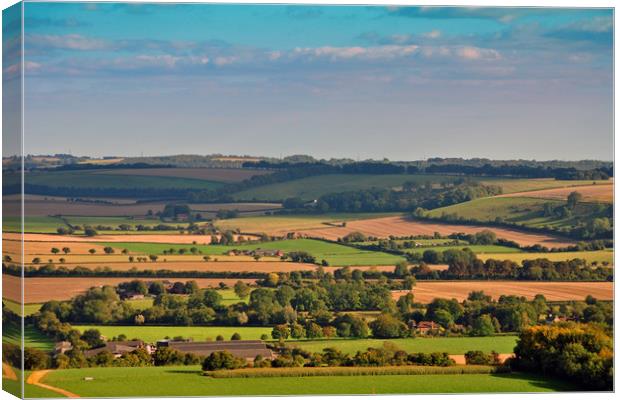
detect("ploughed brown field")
[94,167,271,182]
[294,216,575,248]
[2,275,257,303]
[3,195,280,217]
[391,281,613,303]
[496,184,613,203]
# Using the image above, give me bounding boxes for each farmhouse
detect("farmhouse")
[157,340,275,362]
[54,341,73,355]
[83,340,152,358]
[410,320,442,335]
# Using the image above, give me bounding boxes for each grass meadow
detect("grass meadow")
[291,336,518,354]
[2,322,54,351]
[402,244,522,256]
[102,238,406,266]
[72,325,272,342]
[232,174,463,201]
[426,196,608,230]
[12,170,225,191]
[42,366,577,396]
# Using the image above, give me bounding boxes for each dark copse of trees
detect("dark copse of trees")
[307,182,501,213]
[512,322,613,390]
[405,293,612,335]
[412,255,613,282]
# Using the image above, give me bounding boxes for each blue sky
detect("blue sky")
[7,3,614,160]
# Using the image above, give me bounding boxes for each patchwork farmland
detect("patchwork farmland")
[2,157,613,396]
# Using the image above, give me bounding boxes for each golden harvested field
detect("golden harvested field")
[480,178,612,195]
[7,241,111,255]
[295,216,575,248]
[79,158,125,165]
[478,250,613,265]
[94,167,271,182]
[496,184,612,203]
[214,214,397,235]
[391,281,613,303]
[2,275,257,303]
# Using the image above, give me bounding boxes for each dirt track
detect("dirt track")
[2,363,17,380]
[295,216,575,248]
[27,370,80,398]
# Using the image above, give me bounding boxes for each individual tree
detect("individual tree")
[84,227,98,237]
[470,314,496,336]
[233,280,251,299]
[271,324,290,340]
[202,351,246,371]
[203,289,222,308]
[80,329,104,348]
[567,191,583,210]
[369,314,408,338]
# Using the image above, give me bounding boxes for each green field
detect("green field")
[3,299,43,316]
[478,250,614,265]
[292,336,518,355]
[8,170,225,191]
[3,215,189,234]
[65,216,186,229]
[426,197,608,230]
[3,216,66,233]
[72,325,272,342]
[402,244,522,256]
[103,238,406,266]
[218,289,248,305]
[2,323,54,351]
[41,366,577,396]
[232,174,465,202]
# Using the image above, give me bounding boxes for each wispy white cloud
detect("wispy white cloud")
[423,30,442,39]
[27,34,108,51]
[290,45,419,61]
[456,46,501,61]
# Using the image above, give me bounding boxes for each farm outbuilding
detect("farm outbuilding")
[157,339,275,362]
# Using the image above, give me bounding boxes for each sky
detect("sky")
[3,3,614,160]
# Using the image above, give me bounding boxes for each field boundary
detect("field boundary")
[207,365,507,378]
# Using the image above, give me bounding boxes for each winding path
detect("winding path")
[2,363,17,380]
[26,370,80,398]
